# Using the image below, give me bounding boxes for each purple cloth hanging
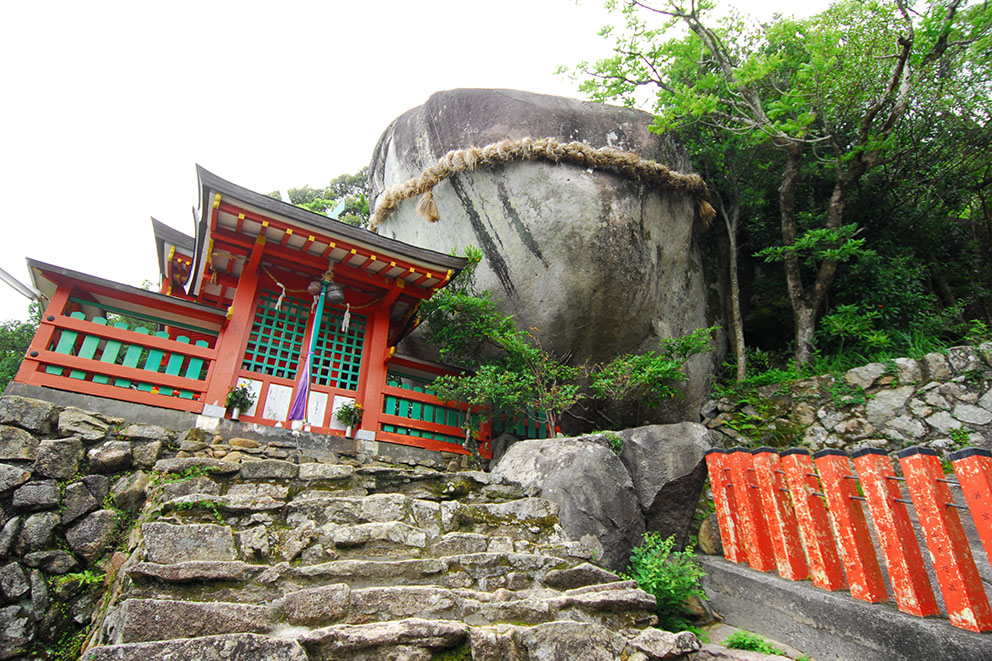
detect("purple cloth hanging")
[287,352,311,421]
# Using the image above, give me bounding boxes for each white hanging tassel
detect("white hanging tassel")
[275,282,286,311]
[341,303,351,333]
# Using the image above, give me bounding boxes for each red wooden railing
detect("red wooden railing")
[16,311,216,414]
[705,446,992,633]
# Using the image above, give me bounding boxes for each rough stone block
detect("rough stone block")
[65,510,119,562]
[131,441,162,469]
[21,550,78,575]
[0,396,57,435]
[0,465,30,494]
[58,408,109,441]
[0,426,38,461]
[284,583,350,625]
[88,441,133,473]
[62,481,99,526]
[32,438,83,479]
[16,512,59,555]
[112,599,277,643]
[953,403,992,426]
[142,522,236,564]
[86,632,308,660]
[112,472,149,514]
[12,480,59,512]
[239,459,298,480]
[119,424,172,442]
[0,563,28,602]
[298,463,354,481]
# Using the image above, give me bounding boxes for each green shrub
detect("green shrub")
[723,630,786,656]
[621,532,706,631]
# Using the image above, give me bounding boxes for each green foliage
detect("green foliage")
[621,532,707,631]
[225,384,256,411]
[272,167,370,227]
[604,431,623,455]
[949,427,973,447]
[425,247,714,433]
[173,498,224,522]
[570,0,992,367]
[54,569,104,590]
[590,327,717,406]
[827,380,870,408]
[335,402,364,427]
[723,630,786,656]
[0,302,39,392]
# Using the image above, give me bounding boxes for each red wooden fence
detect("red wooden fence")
[705,446,992,633]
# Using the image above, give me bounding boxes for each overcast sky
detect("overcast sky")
[0,0,830,321]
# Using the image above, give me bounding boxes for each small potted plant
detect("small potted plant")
[335,401,363,438]
[226,384,255,421]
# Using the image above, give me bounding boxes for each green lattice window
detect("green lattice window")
[312,307,367,391]
[242,290,309,380]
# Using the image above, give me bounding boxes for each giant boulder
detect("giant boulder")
[370,89,725,424]
[490,437,644,571]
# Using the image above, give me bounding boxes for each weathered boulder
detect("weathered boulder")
[619,423,711,547]
[370,88,724,424]
[491,438,643,571]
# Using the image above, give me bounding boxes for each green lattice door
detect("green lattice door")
[242,290,309,379]
[312,307,367,391]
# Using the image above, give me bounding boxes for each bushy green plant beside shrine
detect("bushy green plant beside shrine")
[420,247,715,433]
[621,532,707,632]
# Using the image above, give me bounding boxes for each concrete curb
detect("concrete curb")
[698,555,992,661]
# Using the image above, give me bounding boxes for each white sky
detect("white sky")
[0,0,830,321]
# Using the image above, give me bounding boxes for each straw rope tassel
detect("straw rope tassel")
[369,136,714,231]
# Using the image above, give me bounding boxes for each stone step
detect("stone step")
[85,632,308,661]
[298,617,469,660]
[126,550,588,605]
[105,580,655,645]
[104,598,279,644]
[468,620,702,661]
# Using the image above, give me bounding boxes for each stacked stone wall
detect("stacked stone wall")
[703,344,992,456]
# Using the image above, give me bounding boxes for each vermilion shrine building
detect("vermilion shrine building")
[13,167,502,458]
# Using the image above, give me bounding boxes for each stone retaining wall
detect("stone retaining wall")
[702,343,992,456]
[0,394,460,659]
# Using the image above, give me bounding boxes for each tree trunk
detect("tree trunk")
[716,196,747,381]
[794,303,818,367]
[778,147,816,365]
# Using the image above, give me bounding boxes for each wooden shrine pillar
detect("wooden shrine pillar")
[15,285,72,385]
[356,301,392,436]
[201,235,265,409]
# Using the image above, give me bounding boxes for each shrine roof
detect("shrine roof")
[194,165,465,276]
[151,217,194,280]
[27,258,227,334]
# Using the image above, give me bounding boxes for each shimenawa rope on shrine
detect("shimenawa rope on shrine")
[368,137,716,231]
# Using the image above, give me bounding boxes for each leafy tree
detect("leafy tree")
[421,247,714,435]
[0,303,40,392]
[574,0,988,366]
[271,167,370,227]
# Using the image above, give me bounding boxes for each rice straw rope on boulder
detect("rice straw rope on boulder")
[368,136,716,231]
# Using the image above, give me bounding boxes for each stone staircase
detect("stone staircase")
[82,456,700,660]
